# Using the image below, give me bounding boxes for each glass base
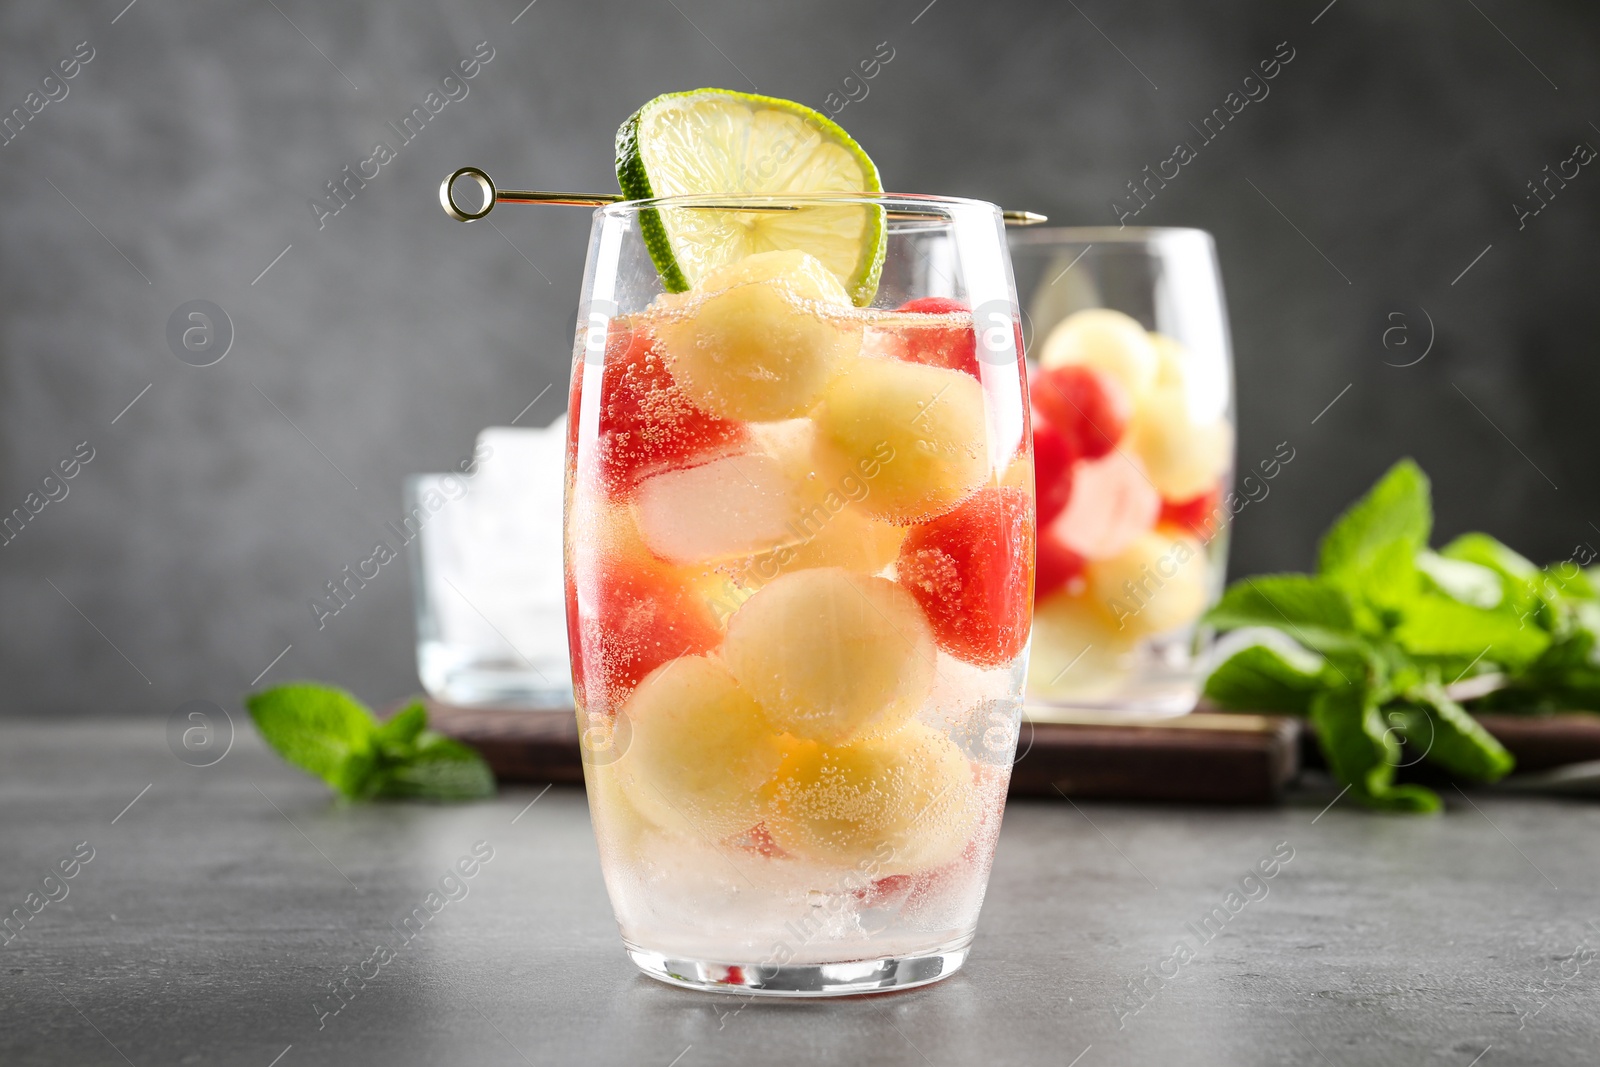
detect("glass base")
[624,939,970,997]
[1024,687,1198,721]
[1025,626,1208,718]
[418,641,572,708]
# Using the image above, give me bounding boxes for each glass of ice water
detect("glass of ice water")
[407,421,573,708]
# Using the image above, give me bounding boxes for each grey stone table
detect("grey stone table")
[1,721,1595,1066]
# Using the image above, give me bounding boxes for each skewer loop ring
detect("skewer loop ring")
[441,166,496,222]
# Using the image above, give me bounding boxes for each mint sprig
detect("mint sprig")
[1204,459,1600,812]
[246,684,494,801]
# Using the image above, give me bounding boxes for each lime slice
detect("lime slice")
[616,89,886,306]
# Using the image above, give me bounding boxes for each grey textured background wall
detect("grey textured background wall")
[2,0,1596,718]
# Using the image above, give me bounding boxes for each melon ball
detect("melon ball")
[1086,532,1210,638]
[724,568,935,745]
[615,656,793,840]
[1026,591,1138,700]
[1149,332,1189,392]
[765,722,977,873]
[700,248,855,304]
[753,416,910,573]
[1126,386,1234,501]
[779,425,910,572]
[1038,308,1158,401]
[654,250,860,421]
[812,358,988,524]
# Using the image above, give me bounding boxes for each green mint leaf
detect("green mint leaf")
[1441,533,1538,582]
[373,732,496,801]
[1309,685,1442,813]
[1357,544,1424,624]
[374,701,428,757]
[1403,687,1514,781]
[1490,608,1600,711]
[1540,560,1597,604]
[1203,574,1366,655]
[1415,550,1502,609]
[1392,593,1550,669]
[1440,533,1543,624]
[1318,459,1432,581]
[1203,639,1328,714]
[246,684,378,799]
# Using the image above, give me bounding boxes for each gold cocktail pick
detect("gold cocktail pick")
[439,167,1048,226]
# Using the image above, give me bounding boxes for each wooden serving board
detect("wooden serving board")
[1445,713,1600,773]
[422,701,1600,805]
[1008,711,1300,803]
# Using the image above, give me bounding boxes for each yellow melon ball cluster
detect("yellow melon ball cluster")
[607,567,979,870]
[640,250,994,571]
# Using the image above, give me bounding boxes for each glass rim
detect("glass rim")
[598,190,1001,216]
[1007,224,1215,246]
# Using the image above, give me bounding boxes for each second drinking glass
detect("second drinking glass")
[565,193,1033,995]
[1009,228,1237,717]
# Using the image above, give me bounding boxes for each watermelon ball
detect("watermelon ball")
[897,297,979,377]
[1028,364,1132,460]
[1159,485,1225,542]
[577,324,748,496]
[1032,417,1077,527]
[896,486,1035,667]
[570,551,722,709]
[1034,521,1088,602]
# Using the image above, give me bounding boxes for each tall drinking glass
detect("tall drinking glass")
[565,193,1033,995]
[1008,228,1236,717]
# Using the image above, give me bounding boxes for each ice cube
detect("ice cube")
[1052,451,1160,560]
[634,451,804,565]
